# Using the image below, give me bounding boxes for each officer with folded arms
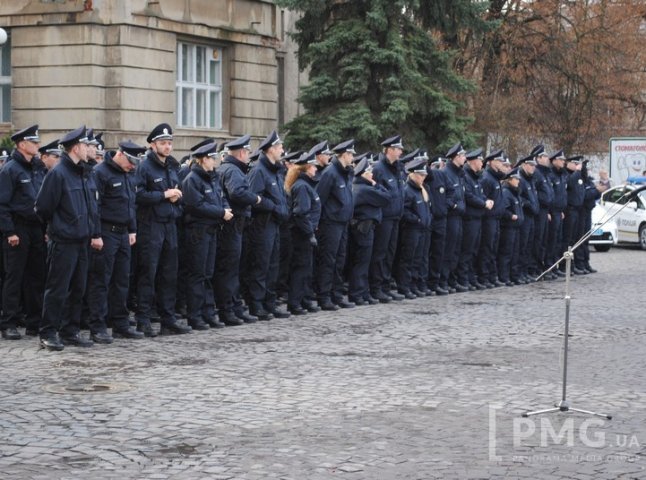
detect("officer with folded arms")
[0,125,46,340]
[35,126,97,350]
[87,140,147,343]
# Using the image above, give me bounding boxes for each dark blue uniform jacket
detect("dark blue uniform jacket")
[94,151,137,233]
[182,164,230,226]
[135,150,183,223]
[289,173,321,236]
[316,158,354,223]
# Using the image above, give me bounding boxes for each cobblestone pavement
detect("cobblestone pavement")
[1,248,645,479]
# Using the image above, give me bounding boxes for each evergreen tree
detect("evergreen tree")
[276,0,492,153]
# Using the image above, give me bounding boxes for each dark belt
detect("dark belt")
[101,222,128,234]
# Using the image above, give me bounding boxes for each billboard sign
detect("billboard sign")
[609,137,646,184]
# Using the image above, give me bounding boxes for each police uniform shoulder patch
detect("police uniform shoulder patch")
[20,178,31,184]
[112,182,122,187]
[439,187,445,194]
[154,178,163,183]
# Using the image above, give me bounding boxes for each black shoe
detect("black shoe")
[468,285,477,291]
[410,287,424,297]
[91,330,114,344]
[1,327,21,340]
[434,287,449,296]
[219,311,245,326]
[235,311,258,324]
[40,334,64,351]
[319,300,339,311]
[60,333,94,347]
[288,305,307,315]
[371,291,391,303]
[473,281,487,290]
[336,299,355,308]
[388,291,405,301]
[137,322,158,337]
[302,301,320,313]
[206,317,226,328]
[249,303,273,321]
[112,327,145,339]
[399,290,416,299]
[188,320,210,331]
[572,267,586,275]
[267,306,291,319]
[365,296,379,305]
[585,265,597,273]
[349,298,367,306]
[454,284,469,293]
[554,270,566,277]
[160,321,192,335]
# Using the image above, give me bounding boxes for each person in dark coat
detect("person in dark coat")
[517,155,540,282]
[498,169,524,285]
[244,131,291,319]
[0,125,46,340]
[182,142,233,330]
[425,156,449,294]
[347,157,390,305]
[562,155,586,273]
[395,157,432,297]
[533,145,555,278]
[579,159,601,273]
[284,151,321,314]
[547,150,569,274]
[315,139,355,310]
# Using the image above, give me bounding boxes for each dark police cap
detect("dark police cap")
[566,155,583,163]
[249,149,261,162]
[405,157,429,174]
[505,168,522,180]
[381,135,404,149]
[225,134,251,151]
[549,149,566,161]
[95,132,105,156]
[445,142,466,158]
[282,150,303,163]
[119,140,147,164]
[485,149,505,163]
[87,128,100,146]
[258,130,283,151]
[309,140,332,156]
[516,154,536,167]
[332,139,356,155]
[400,148,420,164]
[293,151,317,166]
[354,157,372,176]
[146,123,173,143]
[531,144,548,158]
[352,152,368,165]
[38,139,62,156]
[430,155,445,166]
[190,137,217,152]
[466,148,484,161]
[59,125,89,148]
[11,124,40,143]
[193,142,219,157]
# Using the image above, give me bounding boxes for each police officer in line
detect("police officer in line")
[94,132,105,164]
[0,125,46,340]
[580,159,600,274]
[277,150,302,303]
[87,141,147,343]
[547,149,568,274]
[440,143,467,292]
[477,149,506,288]
[369,135,405,303]
[35,126,97,351]
[214,134,262,326]
[284,150,321,315]
[245,131,291,320]
[134,123,191,337]
[425,155,449,295]
[498,169,524,285]
[315,139,355,310]
[562,155,586,274]
[533,145,555,278]
[310,140,332,182]
[395,156,432,298]
[457,148,492,290]
[517,154,540,282]
[347,156,390,305]
[181,142,233,330]
[38,139,62,171]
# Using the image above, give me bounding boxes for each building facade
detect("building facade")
[0,0,304,153]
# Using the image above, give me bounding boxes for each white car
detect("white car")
[598,184,646,249]
[589,204,618,252]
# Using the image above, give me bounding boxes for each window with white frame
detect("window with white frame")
[0,30,11,123]
[176,42,223,130]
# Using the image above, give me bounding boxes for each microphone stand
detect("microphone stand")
[521,188,640,419]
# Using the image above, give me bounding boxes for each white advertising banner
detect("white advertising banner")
[609,137,646,184]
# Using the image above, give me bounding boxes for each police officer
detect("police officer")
[309,140,332,182]
[563,155,586,274]
[533,145,555,278]
[182,142,233,330]
[134,123,191,336]
[395,157,432,297]
[458,148,492,290]
[35,126,97,350]
[425,156,449,295]
[284,151,321,314]
[347,156,390,305]
[0,125,46,340]
[38,139,62,171]
[547,150,568,274]
[477,149,506,287]
[498,169,524,285]
[214,135,263,325]
[245,131,291,319]
[87,141,146,342]
[315,139,355,310]
[277,150,301,304]
[517,155,540,282]
[580,159,600,273]
[94,132,105,164]
[440,143,467,292]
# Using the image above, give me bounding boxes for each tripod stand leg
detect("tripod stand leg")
[522,407,560,418]
[568,407,612,420]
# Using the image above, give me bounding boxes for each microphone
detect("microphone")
[627,184,646,200]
